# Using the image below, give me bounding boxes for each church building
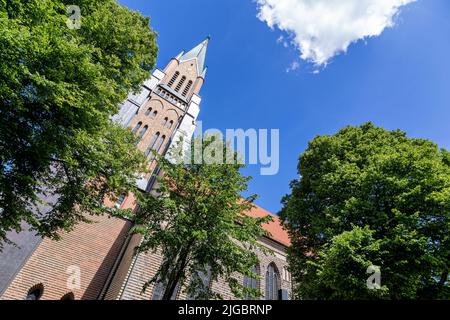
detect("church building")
[0,39,292,300]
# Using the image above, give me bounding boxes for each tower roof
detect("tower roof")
[179,36,210,77]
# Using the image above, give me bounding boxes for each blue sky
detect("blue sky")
[120,0,450,214]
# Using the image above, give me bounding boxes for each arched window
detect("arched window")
[162,117,168,127]
[145,132,160,156]
[132,122,142,134]
[26,283,44,300]
[265,263,280,300]
[167,71,180,87]
[186,266,212,300]
[136,125,148,142]
[152,279,180,300]
[151,110,158,119]
[150,135,166,160]
[60,292,75,300]
[167,120,174,129]
[182,80,193,96]
[175,76,186,92]
[145,107,152,116]
[156,135,166,152]
[243,265,259,299]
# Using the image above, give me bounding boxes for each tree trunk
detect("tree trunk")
[437,269,448,291]
[161,244,192,300]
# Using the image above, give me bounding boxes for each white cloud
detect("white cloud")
[276,35,289,48]
[286,60,300,73]
[256,0,416,66]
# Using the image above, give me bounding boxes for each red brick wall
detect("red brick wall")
[111,236,292,300]
[0,215,131,300]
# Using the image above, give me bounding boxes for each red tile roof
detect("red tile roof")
[246,204,291,247]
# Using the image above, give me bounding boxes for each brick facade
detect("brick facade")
[0,214,292,301]
[0,215,131,300]
[106,231,292,300]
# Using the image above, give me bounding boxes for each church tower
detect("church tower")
[113,37,210,192]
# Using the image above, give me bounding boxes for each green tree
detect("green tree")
[280,123,450,299]
[0,0,157,247]
[133,135,272,300]
[301,225,389,299]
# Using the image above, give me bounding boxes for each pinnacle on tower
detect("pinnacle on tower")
[179,36,210,77]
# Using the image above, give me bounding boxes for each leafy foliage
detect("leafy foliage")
[303,225,389,299]
[0,0,157,246]
[133,135,272,300]
[281,123,450,299]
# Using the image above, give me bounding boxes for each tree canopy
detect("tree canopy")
[0,0,158,247]
[133,135,272,300]
[280,123,450,299]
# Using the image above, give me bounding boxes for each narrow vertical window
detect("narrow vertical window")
[150,135,166,160]
[167,71,180,87]
[136,125,148,142]
[243,266,259,299]
[175,76,186,92]
[132,122,142,134]
[186,266,212,300]
[151,110,158,119]
[145,107,152,116]
[182,80,193,96]
[162,117,168,127]
[152,279,180,300]
[145,132,160,156]
[265,263,280,300]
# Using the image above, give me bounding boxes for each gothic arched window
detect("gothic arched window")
[150,135,166,160]
[26,283,44,300]
[168,120,174,129]
[182,80,193,97]
[265,263,280,300]
[167,71,180,87]
[145,107,152,116]
[243,265,259,299]
[151,110,158,119]
[136,125,148,142]
[186,266,212,300]
[145,132,160,156]
[152,279,180,300]
[132,122,142,134]
[175,76,186,92]
[156,135,166,152]
[162,117,168,127]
